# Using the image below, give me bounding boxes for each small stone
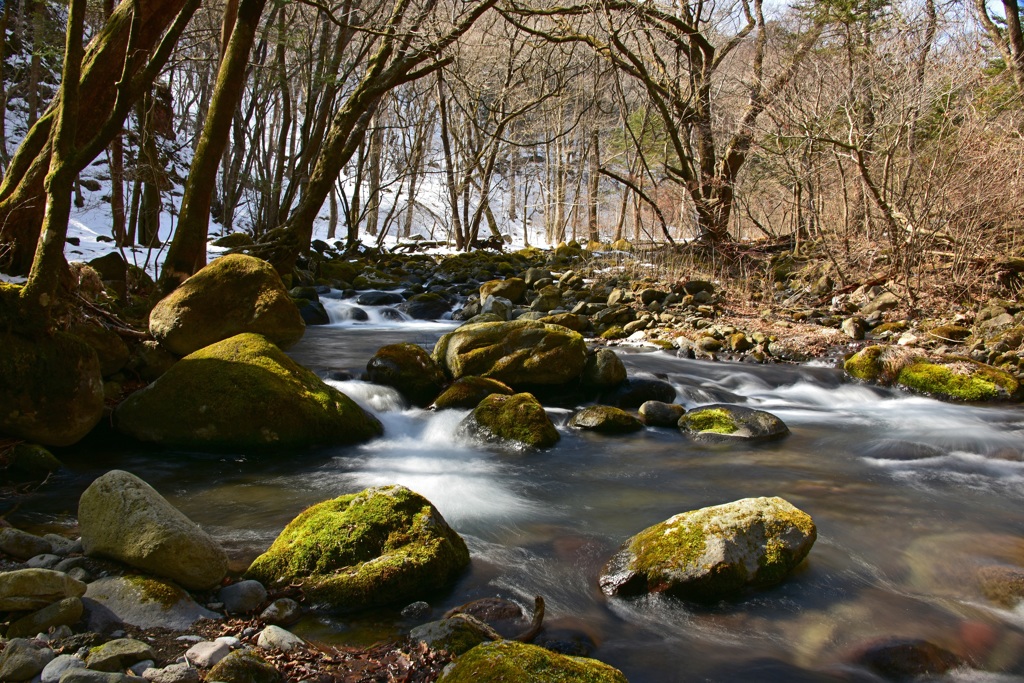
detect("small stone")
[42,534,79,556]
[638,401,686,427]
[0,528,53,559]
[259,598,301,625]
[185,640,231,668]
[41,653,86,683]
[142,662,200,683]
[129,660,155,676]
[256,625,305,652]
[218,580,267,615]
[61,671,147,683]
[401,601,431,619]
[215,636,242,649]
[841,317,866,340]
[26,553,62,569]
[85,638,157,673]
[55,557,86,573]
[207,650,280,683]
[850,638,963,679]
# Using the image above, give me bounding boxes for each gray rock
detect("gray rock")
[129,660,155,676]
[218,580,267,615]
[409,614,495,655]
[841,317,867,340]
[0,638,55,681]
[184,640,231,668]
[259,598,300,625]
[256,625,305,652]
[401,601,431,619]
[83,576,220,631]
[78,470,228,590]
[42,534,79,556]
[54,557,86,573]
[6,596,84,638]
[60,671,146,683]
[40,653,86,683]
[860,291,899,315]
[0,528,53,560]
[580,348,627,390]
[26,553,62,569]
[480,295,513,321]
[638,401,686,427]
[569,406,644,434]
[0,568,87,611]
[679,404,789,441]
[85,638,157,672]
[142,663,200,683]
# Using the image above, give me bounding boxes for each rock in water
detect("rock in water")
[432,320,587,388]
[245,485,469,611]
[600,496,816,601]
[366,343,447,407]
[439,641,627,683]
[78,470,228,590]
[0,330,104,447]
[114,333,382,450]
[458,392,560,448]
[149,254,304,356]
[679,404,789,441]
[568,406,643,434]
[431,376,514,410]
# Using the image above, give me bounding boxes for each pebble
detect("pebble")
[215,636,242,649]
[129,659,155,675]
[219,579,267,614]
[257,624,306,652]
[54,556,86,572]
[185,640,231,667]
[41,653,85,683]
[26,553,62,569]
[142,663,200,683]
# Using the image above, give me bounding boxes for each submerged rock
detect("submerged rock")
[458,392,560,448]
[78,470,227,590]
[600,496,816,601]
[114,333,382,450]
[149,254,304,356]
[848,638,963,680]
[245,485,469,611]
[433,319,587,388]
[598,377,676,409]
[0,330,104,447]
[366,343,447,407]
[431,376,514,410]
[679,404,789,441]
[439,640,627,683]
[569,405,643,434]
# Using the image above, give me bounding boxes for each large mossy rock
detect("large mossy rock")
[79,470,228,590]
[439,641,628,683]
[599,496,816,601]
[115,333,382,449]
[844,345,1020,401]
[431,376,514,410]
[432,320,587,388]
[458,392,560,449]
[678,404,789,441]
[366,343,446,407]
[149,254,304,356]
[0,330,103,447]
[244,485,469,611]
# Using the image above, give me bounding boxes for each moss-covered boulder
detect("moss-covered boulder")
[431,377,514,410]
[600,496,816,601]
[458,393,560,449]
[580,348,628,390]
[480,278,527,305]
[569,406,643,434]
[149,254,304,356]
[433,320,587,388]
[678,404,789,441]
[79,470,228,590]
[115,333,382,449]
[366,343,447,407]
[0,331,103,447]
[439,640,628,683]
[208,650,281,683]
[244,485,469,611]
[844,345,1020,402]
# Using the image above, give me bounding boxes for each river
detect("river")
[28,310,1024,682]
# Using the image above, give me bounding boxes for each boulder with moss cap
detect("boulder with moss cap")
[78,470,228,590]
[115,333,382,450]
[149,254,304,356]
[439,640,628,683]
[432,320,587,388]
[244,485,469,611]
[82,575,220,630]
[458,392,560,449]
[678,404,789,441]
[600,496,816,601]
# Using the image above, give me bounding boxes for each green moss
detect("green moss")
[441,641,628,683]
[123,575,185,609]
[600,326,627,340]
[896,360,1017,402]
[468,392,560,448]
[245,485,469,611]
[680,407,737,435]
[629,515,709,578]
[844,345,886,382]
[870,321,909,335]
[928,325,972,343]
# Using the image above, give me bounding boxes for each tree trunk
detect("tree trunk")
[365,116,383,236]
[587,130,600,243]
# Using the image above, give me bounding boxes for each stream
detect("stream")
[23,305,1024,682]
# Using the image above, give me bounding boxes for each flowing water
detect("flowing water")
[25,310,1024,682]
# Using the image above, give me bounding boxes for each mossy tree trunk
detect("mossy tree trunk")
[160,0,267,294]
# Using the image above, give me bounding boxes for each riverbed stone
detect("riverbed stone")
[433,319,587,387]
[115,333,382,449]
[259,598,301,625]
[977,565,1024,607]
[366,342,447,407]
[0,329,104,447]
[184,640,231,667]
[61,671,147,683]
[256,625,305,652]
[0,568,87,611]
[599,377,676,409]
[431,376,513,410]
[0,637,54,681]
[410,614,495,655]
[40,654,86,683]
[141,662,199,683]
[569,405,643,434]
[639,401,686,427]
[400,292,451,320]
[83,575,220,631]
[439,640,627,683]
[26,553,61,569]
[245,485,470,611]
[218,580,267,615]
[206,650,280,683]
[149,254,304,356]
[79,470,227,590]
[0,527,53,559]
[580,348,628,390]
[458,392,560,448]
[479,295,513,320]
[86,638,156,673]
[848,638,963,679]
[679,404,790,441]
[600,496,816,601]
[6,596,83,638]
[480,278,527,304]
